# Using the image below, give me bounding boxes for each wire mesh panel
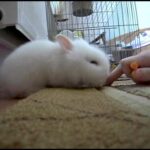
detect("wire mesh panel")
[50,1,141,64]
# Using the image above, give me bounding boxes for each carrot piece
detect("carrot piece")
[130,61,139,70]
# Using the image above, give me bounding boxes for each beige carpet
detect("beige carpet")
[112,78,150,99]
[0,87,150,148]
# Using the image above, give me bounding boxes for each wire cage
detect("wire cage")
[50,1,141,65]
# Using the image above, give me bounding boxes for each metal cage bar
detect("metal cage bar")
[50,1,141,63]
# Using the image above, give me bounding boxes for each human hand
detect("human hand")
[105,50,150,85]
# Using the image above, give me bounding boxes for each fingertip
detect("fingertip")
[104,64,123,86]
[104,78,113,86]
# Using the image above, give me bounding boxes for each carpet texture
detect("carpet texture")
[0,88,150,148]
[115,84,150,99]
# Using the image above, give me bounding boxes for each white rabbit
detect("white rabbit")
[0,34,110,99]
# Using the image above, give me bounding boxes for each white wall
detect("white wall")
[136,2,150,29]
[17,1,48,40]
[0,1,49,40]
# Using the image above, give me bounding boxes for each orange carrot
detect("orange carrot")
[130,61,139,70]
[130,61,140,79]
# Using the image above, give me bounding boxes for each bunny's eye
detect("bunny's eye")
[90,60,98,65]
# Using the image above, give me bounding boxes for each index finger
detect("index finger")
[105,63,123,85]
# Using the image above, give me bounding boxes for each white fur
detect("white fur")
[0,35,110,99]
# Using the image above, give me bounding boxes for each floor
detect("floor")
[0,77,149,113]
[0,78,149,148]
[0,98,20,112]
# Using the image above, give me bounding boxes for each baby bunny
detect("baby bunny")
[0,34,110,99]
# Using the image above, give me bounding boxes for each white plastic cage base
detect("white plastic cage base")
[0,1,48,40]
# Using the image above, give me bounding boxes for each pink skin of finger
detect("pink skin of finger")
[105,64,123,85]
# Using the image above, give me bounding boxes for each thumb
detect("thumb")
[132,68,150,83]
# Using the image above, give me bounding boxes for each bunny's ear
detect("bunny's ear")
[55,34,73,52]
